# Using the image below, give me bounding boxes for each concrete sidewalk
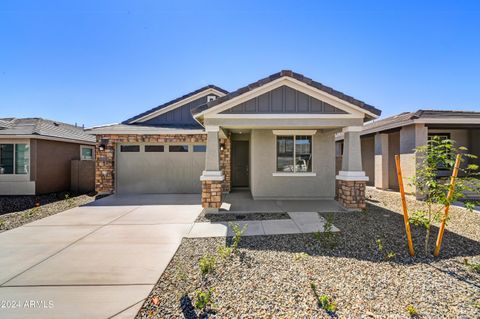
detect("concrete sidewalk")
[187,212,339,238]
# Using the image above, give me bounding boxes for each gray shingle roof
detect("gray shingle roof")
[192,70,381,118]
[0,118,96,143]
[123,85,228,124]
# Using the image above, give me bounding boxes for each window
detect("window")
[0,143,29,175]
[145,145,164,152]
[169,145,189,152]
[80,146,94,160]
[207,95,217,102]
[120,145,140,152]
[193,145,207,152]
[276,136,312,173]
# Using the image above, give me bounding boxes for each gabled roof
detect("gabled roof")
[192,70,381,118]
[123,85,228,124]
[0,118,95,144]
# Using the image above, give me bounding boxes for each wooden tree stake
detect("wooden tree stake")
[434,154,462,257]
[395,155,415,257]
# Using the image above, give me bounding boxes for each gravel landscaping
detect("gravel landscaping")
[195,211,290,223]
[137,187,480,318]
[0,193,98,232]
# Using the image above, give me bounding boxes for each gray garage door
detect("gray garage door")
[116,143,206,194]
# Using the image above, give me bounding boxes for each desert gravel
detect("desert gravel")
[196,211,290,223]
[137,187,480,318]
[0,193,96,232]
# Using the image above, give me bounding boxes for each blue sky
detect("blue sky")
[1,1,479,127]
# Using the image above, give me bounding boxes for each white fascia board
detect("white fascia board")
[0,135,95,145]
[272,130,317,135]
[413,118,480,124]
[196,77,378,119]
[88,128,207,135]
[130,88,227,124]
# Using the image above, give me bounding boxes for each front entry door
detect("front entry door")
[232,141,249,187]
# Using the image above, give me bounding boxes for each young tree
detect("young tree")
[410,136,480,255]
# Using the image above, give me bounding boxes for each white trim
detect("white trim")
[200,171,225,181]
[272,172,317,177]
[195,77,378,119]
[87,128,206,135]
[338,170,367,177]
[0,134,95,145]
[80,145,95,160]
[413,118,480,124]
[336,171,369,181]
[342,126,363,133]
[205,125,220,132]
[272,130,317,136]
[130,88,227,123]
[209,113,363,119]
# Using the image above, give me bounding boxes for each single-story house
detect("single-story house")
[88,70,382,210]
[335,110,480,194]
[0,118,96,195]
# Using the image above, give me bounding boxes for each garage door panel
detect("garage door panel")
[116,144,204,194]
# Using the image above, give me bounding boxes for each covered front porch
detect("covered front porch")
[219,189,346,213]
[192,71,381,211]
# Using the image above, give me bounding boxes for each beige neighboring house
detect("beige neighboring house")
[335,110,480,195]
[88,70,382,211]
[0,118,96,195]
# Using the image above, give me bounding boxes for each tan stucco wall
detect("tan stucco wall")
[250,129,336,199]
[361,135,375,186]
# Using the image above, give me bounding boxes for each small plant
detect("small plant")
[406,304,418,317]
[293,252,309,261]
[313,214,338,249]
[464,258,480,273]
[229,222,247,252]
[194,287,215,312]
[376,239,396,261]
[410,137,480,255]
[310,283,337,314]
[217,245,233,259]
[198,254,216,276]
[376,239,384,252]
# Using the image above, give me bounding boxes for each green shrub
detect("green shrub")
[229,222,247,252]
[198,254,216,276]
[194,287,215,311]
[310,283,337,314]
[217,245,233,259]
[314,214,338,249]
[406,304,418,317]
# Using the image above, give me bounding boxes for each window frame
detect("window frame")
[0,140,30,176]
[274,134,315,176]
[80,145,95,160]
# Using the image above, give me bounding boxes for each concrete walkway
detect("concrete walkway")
[0,194,203,319]
[187,212,339,238]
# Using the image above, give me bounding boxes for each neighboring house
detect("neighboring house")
[0,118,96,195]
[88,70,381,210]
[335,110,480,194]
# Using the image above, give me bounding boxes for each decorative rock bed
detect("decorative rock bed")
[137,187,480,318]
[195,211,290,223]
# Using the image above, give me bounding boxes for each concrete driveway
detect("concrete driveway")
[0,194,203,319]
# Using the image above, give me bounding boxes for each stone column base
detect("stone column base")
[336,179,367,210]
[201,180,223,209]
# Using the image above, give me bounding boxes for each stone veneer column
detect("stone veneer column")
[201,126,224,210]
[336,126,368,210]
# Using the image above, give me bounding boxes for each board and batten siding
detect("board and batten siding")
[141,94,220,128]
[220,85,347,114]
